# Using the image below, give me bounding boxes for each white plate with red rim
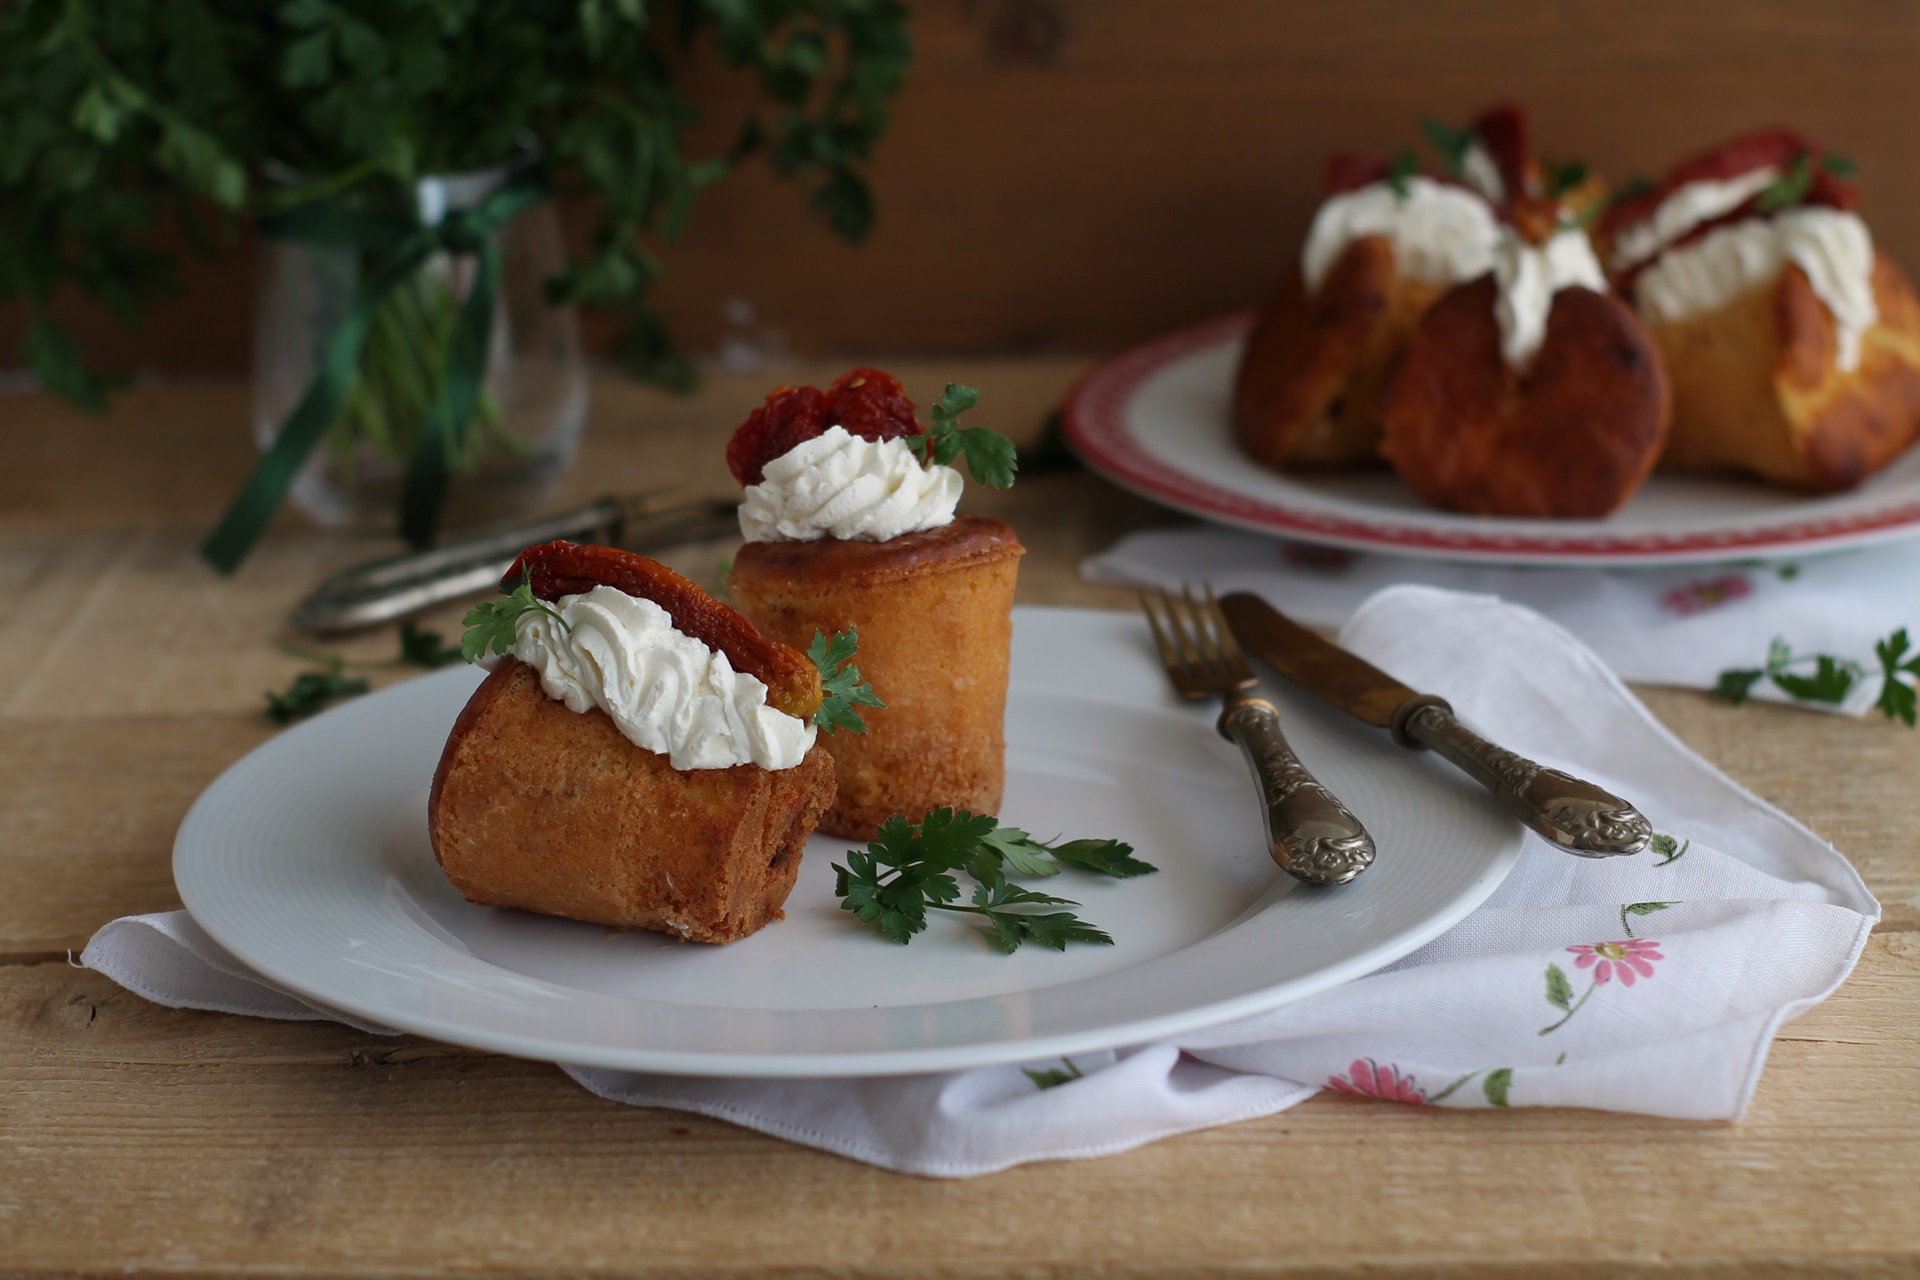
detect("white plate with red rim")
[173,606,1523,1078]
[1063,311,1920,566]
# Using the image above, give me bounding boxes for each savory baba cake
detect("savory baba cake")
[725,368,1024,840]
[1597,128,1920,490]
[429,541,844,944]
[1377,109,1671,517]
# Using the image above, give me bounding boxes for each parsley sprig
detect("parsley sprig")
[907,384,1019,488]
[809,627,884,733]
[1715,627,1918,726]
[1756,153,1859,213]
[460,573,570,663]
[265,660,369,726]
[833,808,1154,952]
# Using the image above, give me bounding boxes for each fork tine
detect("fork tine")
[1204,582,1254,682]
[1139,592,1183,683]
[1180,582,1229,686]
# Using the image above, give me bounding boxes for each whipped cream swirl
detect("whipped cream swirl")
[1493,225,1608,368]
[1635,207,1878,371]
[1301,176,1501,294]
[498,585,815,771]
[739,424,962,543]
[1609,168,1781,273]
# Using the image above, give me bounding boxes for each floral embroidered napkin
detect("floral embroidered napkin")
[81,586,1879,1177]
[1084,526,1920,715]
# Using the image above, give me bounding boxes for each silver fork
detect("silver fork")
[1142,586,1376,886]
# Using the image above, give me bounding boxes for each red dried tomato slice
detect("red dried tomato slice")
[1599,127,1822,243]
[725,385,831,487]
[827,367,920,441]
[1324,153,1389,195]
[725,368,922,486]
[1471,104,1532,205]
[504,541,822,721]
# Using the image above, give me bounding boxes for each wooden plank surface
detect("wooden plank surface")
[4,367,1919,1275]
[10,1,1920,373]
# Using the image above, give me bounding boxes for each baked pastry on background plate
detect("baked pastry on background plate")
[1598,129,1920,491]
[726,368,1024,840]
[1376,107,1670,518]
[430,541,869,945]
[1232,114,1508,470]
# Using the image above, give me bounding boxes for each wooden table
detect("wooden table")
[5,363,1917,1277]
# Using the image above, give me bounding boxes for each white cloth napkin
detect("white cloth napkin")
[1084,526,1920,714]
[82,587,1879,1177]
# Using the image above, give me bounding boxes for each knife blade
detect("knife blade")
[289,491,739,634]
[1219,591,1652,858]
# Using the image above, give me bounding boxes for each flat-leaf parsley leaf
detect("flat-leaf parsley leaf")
[808,627,884,733]
[832,808,1153,952]
[461,572,569,664]
[907,383,1018,489]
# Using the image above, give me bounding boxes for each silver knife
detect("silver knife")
[290,492,740,634]
[1219,592,1652,857]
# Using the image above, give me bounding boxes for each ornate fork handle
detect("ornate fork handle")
[1400,703,1651,858]
[1219,694,1375,886]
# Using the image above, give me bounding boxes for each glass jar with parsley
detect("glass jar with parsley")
[251,154,588,534]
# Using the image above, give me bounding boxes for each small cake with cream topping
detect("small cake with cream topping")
[1376,107,1670,517]
[1597,129,1920,491]
[429,542,852,944]
[725,368,1024,841]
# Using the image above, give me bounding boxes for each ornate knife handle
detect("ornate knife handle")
[1397,702,1651,858]
[1218,695,1375,886]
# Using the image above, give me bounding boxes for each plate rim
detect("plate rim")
[1062,311,1920,566]
[173,606,1523,1078]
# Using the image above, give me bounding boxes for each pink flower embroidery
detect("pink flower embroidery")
[1327,1058,1426,1105]
[1567,938,1663,987]
[1660,575,1752,616]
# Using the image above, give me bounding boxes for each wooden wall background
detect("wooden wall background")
[7,0,1920,378]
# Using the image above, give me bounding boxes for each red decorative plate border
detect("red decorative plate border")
[1062,311,1920,565]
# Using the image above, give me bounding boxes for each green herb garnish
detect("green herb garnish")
[265,660,369,725]
[1874,627,1920,726]
[1713,630,1920,725]
[1386,147,1418,199]
[1545,160,1589,199]
[1824,153,1859,179]
[1756,154,1814,212]
[808,626,884,733]
[398,620,463,669]
[907,383,1019,489]
[460,571,570,664]
[1420,118,1473,179]
[832,807,1153,952]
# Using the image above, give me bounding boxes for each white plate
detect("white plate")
[1064,312,1920,566]
[174,607,1523,1077]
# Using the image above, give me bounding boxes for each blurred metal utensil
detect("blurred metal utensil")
[289,492,738,634]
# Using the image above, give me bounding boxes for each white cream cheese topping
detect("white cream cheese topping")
[1493,225,1609,368]
[498,584,815,771]
[739,424,963,544]
[1461,142,1506,205]
[1300,176,1501,294]
[1635,207,1878,371]
[1609,167,1781,272]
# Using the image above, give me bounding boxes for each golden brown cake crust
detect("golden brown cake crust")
[1651,252,1920,491]
[729,516,1023,841]
[1379,278,1671,518]
[428,659,835,945]
[1232,235,1442,470]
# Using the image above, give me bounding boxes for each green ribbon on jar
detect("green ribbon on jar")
[200,163,551,574]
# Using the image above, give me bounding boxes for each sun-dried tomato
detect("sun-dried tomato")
[725,368,922,486]
[827,367,920,441]
[1599,127,1823,243]
[1324,153,1389,195]
[725,385,831,486]
[1471,104,1532,205]
[504,541,822,721]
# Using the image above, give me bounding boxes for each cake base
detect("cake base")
[428,658,836,944]
[729,514,1023,841]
